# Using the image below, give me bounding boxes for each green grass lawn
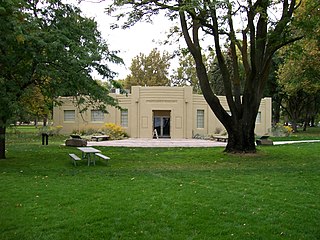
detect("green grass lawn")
[1,133,320,239]
[6,125,39,134]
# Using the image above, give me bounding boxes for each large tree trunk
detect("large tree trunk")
[291,121,298,133]
[225,121,256,153]
[0,126,6,159]
[223,98,259,153]
[310,116,315,127]
[272,96,282,125]
[43,114,48,127]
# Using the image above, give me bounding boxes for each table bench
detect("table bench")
[95,153,110,164]
[69,153,81,166]
[214,135,228,142]
[256,135,273,145]
[91,135,110,142]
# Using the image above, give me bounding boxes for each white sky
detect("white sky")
[74,1,182,80]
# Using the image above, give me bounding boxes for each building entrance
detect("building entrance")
[153,110,170,138]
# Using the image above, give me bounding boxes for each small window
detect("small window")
[197,110,204,128]
[64,110,75,122]
[91,110,104,122]
[121,109,128,127]
[256,112,261,124]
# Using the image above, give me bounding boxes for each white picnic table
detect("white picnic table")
[77,147,101,166]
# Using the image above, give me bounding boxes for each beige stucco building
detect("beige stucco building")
[53,86,272,138]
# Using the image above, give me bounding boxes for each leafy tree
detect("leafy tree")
[19,86,52,126]
[172,47,245,96]
[276,0,320,132]
[171,50,204,93]
[0,0,122,159]
[208,48,246,96]
[172,50,225,94]
[108,0,302,153]
[263,53,285,125]
[277,39,320,131]
[207,56,226,96]
[124,48,171,89]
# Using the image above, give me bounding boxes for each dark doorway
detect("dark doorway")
[153,110,171,138]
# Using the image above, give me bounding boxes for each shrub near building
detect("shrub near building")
[103,123,128,140]
[271,123,293,137]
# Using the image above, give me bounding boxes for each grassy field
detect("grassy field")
[6,125,40,134]
[1,131,320,239]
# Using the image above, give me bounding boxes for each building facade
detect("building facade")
[53,86,272,138]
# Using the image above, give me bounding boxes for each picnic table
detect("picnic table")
[77,147,101,166]
[91,135,110,142]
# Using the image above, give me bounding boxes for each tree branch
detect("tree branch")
[226,1,241,110]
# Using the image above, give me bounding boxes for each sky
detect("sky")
[75,1,183,80]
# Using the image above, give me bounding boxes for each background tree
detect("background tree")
[124,48,171,89]
[276,0,320,132]
[277,39,320,132]
[108,0,302,153]
[171,50,205,93]
[172,49,224,94]
[0,0,122,159]
[263,53,284,125]
[19,86,52,126]
[208,48,246,96]
[172,48,244,96]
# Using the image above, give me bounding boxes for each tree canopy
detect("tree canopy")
[276,0,320,131]
[124,48,171,89]
[108,0,303,153]
[0,0,122,159]
[171,50,208,93]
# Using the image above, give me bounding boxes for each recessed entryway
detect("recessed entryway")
[153,110,171,138]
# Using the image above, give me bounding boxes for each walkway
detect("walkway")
[88,138,227,147]
[273,140,320,145]
[87,138,320,148]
